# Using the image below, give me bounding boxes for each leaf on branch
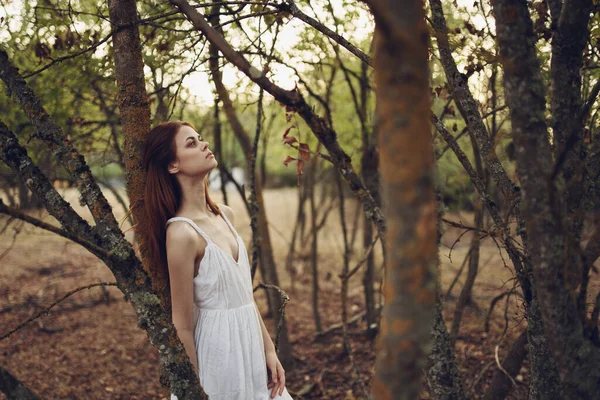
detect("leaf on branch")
[283,136,298,145]
[283,125,296,138]
[298,143,310,161]
[283,155,296,167]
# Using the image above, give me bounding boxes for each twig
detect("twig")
[495,344,517,388]
[253,282,290,351]
[442,217,492,235]
[445,247,472,299]
[467,360,495,393]
[484,288,518,333]
[338,232,380,280]
[22,31,116,79]
[278,0,372,66]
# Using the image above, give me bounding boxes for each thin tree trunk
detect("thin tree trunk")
[285,182,307,293]
[107,0,158,290]
[450,133,484,344]
[308,157,322,334]
[360,63,380,340]
[213,99,229,206]
[336,168,369,398]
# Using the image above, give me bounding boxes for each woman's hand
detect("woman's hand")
[265,349,285,398]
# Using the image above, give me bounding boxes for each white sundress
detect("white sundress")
[166,212,293,400]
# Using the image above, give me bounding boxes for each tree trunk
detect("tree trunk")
[427,298,466,399]
[490,0,600,396]
[213,99,229,205]
[361,65,380,340]
[527,295,562,399]
[107,0,159,291]
[308,159,322,334]
[370,1,437,397]
[107,0,208,397]
[450,134,484,344]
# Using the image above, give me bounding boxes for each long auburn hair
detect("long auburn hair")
[142,120,220,293]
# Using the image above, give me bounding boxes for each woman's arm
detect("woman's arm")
[254,301,276,353]
[166,222,200,375]
[255,301,286,398]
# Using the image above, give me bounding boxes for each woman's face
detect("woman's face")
[168,125,217,177]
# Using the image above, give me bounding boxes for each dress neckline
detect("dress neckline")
[168,213,241,265]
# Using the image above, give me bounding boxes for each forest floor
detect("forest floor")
[1,187,598,399]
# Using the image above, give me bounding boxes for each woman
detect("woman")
[143,120,293,399]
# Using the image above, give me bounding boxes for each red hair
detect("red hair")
[142,120,220,299]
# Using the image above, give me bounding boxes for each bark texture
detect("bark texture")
[107,0,158,293]
[490,0,600,397]
[370,1,437,398]
[426,298,466,400]
[549,0,593,296]
[428,1,563,396]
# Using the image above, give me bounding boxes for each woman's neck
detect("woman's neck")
[176,175,212,218]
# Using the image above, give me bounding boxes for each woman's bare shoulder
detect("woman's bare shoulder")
[165,220,199,250]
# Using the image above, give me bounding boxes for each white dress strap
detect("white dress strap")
[219,211,240,238]
[165,217,213,245]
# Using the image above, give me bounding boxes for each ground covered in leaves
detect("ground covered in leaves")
[1,188,597,399]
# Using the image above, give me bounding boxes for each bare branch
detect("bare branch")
[278,0,372,66]
[253,282,290,351]
[21,31,116,79]
[0,199,110,259]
